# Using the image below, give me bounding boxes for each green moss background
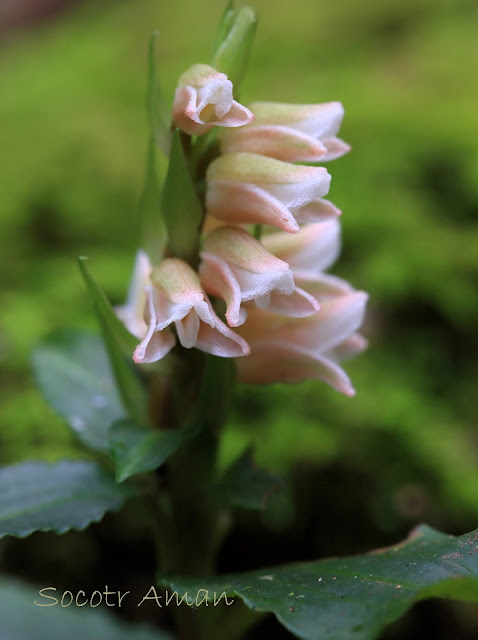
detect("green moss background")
[0,0,477,635]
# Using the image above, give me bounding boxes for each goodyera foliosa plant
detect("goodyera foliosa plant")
[24,6,468,640]
[9,5,476,640]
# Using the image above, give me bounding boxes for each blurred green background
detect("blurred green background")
[1,0,477,637]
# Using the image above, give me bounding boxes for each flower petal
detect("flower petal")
[236,341,356,395]
[293,198,341,224]
[133,287,176,364]
[262,220,342,274]
[116,249,152,339]
[199,254,244,327]
[221,125,327,162]
[194,299,250,357]
[151,258,206,329]
[247,101,345,138]
[326,333,368,361]
[321,136,351,161]
[175,309,201,348]
[263,287,320,317]
[206,181,300,233]
[296,273,354,298]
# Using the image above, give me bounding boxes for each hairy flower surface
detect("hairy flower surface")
[133,258,250,363]
[236,292,368,395]
[220,101,350,162]
[199,226,319,327]
[262,220,353,297]
[172,64,254,136]
[206,152,338,233]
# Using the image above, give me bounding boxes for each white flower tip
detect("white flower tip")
[133,347,145,364]
[343,384,356,397]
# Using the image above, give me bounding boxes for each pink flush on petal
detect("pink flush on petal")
[206,153,339,234]
[199,225,319,327]
[236,291,368,395]
[220,101,350,162]
[262,220,353,299]
[172,64,254,136]
[138,258,250,360]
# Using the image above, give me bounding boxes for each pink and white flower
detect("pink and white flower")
[262,220,353,298]
[199,226,319,327]
[116,250,176,364]
[220,101,350,162]
[206,152,339,234]
[236,291,368,395]
[133,258,250,363]
[172,64,254,136]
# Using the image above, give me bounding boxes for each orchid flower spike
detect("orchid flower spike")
[172,64,254,136]
[220,101,350,162]
[133,258,250,363]
[262,220,353,298]
[206,152,339,234]
[236,291,368,395]
[199,226,319,327]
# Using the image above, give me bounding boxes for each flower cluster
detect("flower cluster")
[118,65,368,395]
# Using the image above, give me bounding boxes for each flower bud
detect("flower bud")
[199,226,319,327]
[172,64,254,136]
[206,152,339,234]
[220,101,350,162]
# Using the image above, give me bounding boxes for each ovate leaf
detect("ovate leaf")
[32,329,124,452]
[147,31,171,155]
[161,526,478,640]
[0,577,174,640]
[109,419,189,482]
[78,257,149,427]
[161,130,203,264]
[213,447,282,510]
[211,6,257,92]
[0,461,134,539]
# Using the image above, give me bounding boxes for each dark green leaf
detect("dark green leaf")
[32,329,124,452]
[109,419,189,482]
[0,461,134,539]
[211,6,257,92]
[213,448,282,510]
[161,526,478,640]
[0,577,174,640]
[78,257,149,427]
[161,130,203,264]
[147,31,171,155]
[138,137,167,264]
